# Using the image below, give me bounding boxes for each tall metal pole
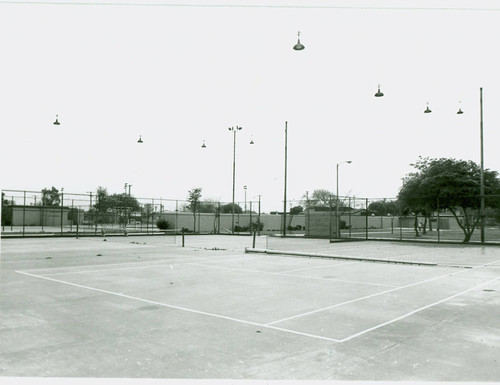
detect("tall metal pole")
[244,185,247,213]
[480,87,485,243]
[283,121,288,237]
[336,163,339,239]
[232,128,237,234]
[229,126,242,234]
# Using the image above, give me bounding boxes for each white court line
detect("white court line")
[276,261,359,274]
[15,270,341,343]
[265,260,500,326]
[21,253,235,274]
[338,276,500,342]
[187,262,397,288]
[277,273,399,288]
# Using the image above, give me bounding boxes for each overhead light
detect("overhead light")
[201,140,206,148]
[293,31,305,51]
[137,135,143,143]
[374,85,384,97]
[53,115,60,125]
[457,101,464,114]
[424,103,432,113]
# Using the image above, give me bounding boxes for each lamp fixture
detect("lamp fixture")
[374,85,384,97]
[293,31,305,51]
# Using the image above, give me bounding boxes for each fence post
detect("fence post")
[365,198,368,240]
[175,200,179,233]
[437,197,440,242]
[23,190,26,237]
[60,191,64,236]
[258,196,261,236]
[11,196,14,231]
[249,201,253,235]
[1,192,3,233]
[76,204,79,238]
[348,197,352,239]
[218,202,221,234]
[399,204,403,241]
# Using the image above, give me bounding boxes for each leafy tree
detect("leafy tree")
[304,189,333,208]
[367,199,400,216]
[107,193,141,212]
[220,203,243,214]
[290,205,304,215]
[197,200,219,213]
[398,157,500,242]
[1,192,12,226]
[187,187,202,233]
[41,186,61,206]
[287,205,304,230]
[94,186,109,212]
[2,192,9,205]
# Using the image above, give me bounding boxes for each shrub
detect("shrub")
[251,222,264,231]
[156,219,171,230]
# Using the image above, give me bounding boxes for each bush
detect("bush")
[156,219,171,230]
[251,222,264,231]
[339,219,349,229]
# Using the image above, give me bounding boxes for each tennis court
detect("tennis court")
[1,235,499,380]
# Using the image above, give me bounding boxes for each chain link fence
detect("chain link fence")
[0,189,265,237]
[3,189,500,244]
[303,195,500,244]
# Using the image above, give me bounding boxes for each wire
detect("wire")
[1,1,500,12]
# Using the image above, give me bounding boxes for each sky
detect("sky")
[1,0,500,213]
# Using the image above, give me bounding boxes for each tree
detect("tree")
[1,192,12,226]
[290,205,304,215]
[288,205,304,230]
[220,203,243,214]
[41,186,61,206]
[94,186,109,212]
[367,199,400,216]
[187,187,202,233]
[304,189,333,208]
[398,157,500,242]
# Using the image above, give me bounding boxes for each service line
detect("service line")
[15,270,341,343]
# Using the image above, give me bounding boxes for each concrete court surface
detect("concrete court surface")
[1,235,500,381]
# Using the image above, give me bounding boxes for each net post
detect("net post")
[252,227,256,248]
[182,228,185,247]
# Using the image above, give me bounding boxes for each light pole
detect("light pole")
[283,121,288,237]
[480,87,485,243]
[243,185,247,213]
[229,126,242,233]
[336,160,352,239]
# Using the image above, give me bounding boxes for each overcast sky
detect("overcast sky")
[1,0,500,212]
